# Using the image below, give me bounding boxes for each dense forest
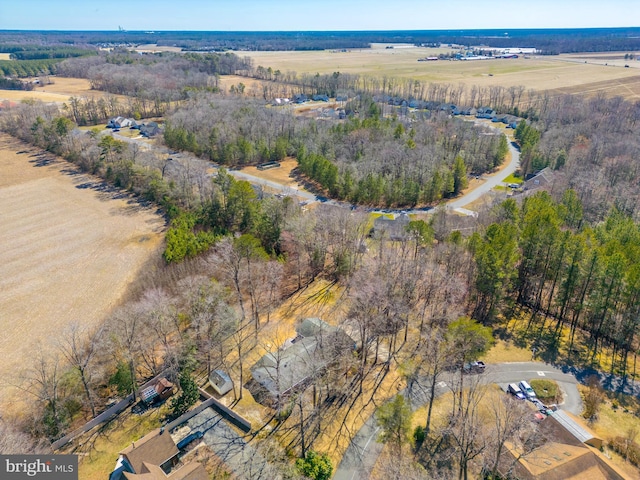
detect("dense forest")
[3,28,640,52]
[163,93,507,206]
[3,40,640,479]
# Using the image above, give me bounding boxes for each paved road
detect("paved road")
[230,169,318,202]
[447,130,520,211]
[333,362,581,480]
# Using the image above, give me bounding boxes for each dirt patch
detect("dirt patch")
[241,158,300,186]
[0,134,165,409]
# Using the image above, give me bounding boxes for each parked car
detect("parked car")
[507,383,526,400]
[519,380,536,399]
[463,361,486,373]
[531,398,547,413]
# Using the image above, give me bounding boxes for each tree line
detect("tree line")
[470,191,640,376]
[4,29,640,53]
[0,58,59,77]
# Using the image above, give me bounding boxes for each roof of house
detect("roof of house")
[373,213,411,240]
[123,462,208,480]
[249,318,354,403]
[550,411,602,448]
[505,440,623,480]
[120,429,179,474]
[501,414,622,480]
[525,167,555,189]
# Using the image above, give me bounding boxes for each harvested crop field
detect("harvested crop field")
[0,76,129,104]
[239,45,640,100]
[0,134,165,408]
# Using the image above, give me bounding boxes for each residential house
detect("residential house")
[499,411,624,480]
[524,167,555,191]
[120,429,179,474]
[372,213,411,241]
[122,462,207,480]
[108,117,134,129]
[140,122,161,138]
[292,93,308,104]
[111,429,179,480]
[111,427,210,480]
[476,107,495,119]
[248,318,355,407]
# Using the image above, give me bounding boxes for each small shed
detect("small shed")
[209,370,233,396]
[140,378,175,404]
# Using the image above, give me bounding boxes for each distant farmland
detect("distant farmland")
[238,44,640,100]
[0,134,165,409]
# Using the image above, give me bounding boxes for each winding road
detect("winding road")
[333,362,581,480]
[112,118,519,214]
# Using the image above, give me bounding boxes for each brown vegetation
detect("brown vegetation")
[240,48,640,100]
[0,134,164,411]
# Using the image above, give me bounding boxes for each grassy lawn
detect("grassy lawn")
[578,385,640,478]
[502,173,523,184]
[481,339,534,364]
[529,379,560,403]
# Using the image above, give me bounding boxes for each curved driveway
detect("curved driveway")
[333,362,581,480]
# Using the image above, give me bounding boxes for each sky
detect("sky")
[1,0,638,31]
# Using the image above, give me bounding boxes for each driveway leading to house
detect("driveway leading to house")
[333,362,581,480]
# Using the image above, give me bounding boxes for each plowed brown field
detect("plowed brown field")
[0,134,165,407]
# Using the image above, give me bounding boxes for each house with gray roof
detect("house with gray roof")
[248,318,355,407]
[372,213,411,241]
[524,167,555,191]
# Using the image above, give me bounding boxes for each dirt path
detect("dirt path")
[0,134,165,410]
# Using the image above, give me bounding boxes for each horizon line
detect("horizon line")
[1,26,640,33]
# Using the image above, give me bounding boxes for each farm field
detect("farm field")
[238,44,640,100]
[0,76,129,104]
[0,134,165,410]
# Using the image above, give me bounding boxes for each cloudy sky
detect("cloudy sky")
[1,0,638,31]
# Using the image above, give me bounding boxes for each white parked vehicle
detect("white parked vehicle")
[519,380,536,399]
[507,383,526,400]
